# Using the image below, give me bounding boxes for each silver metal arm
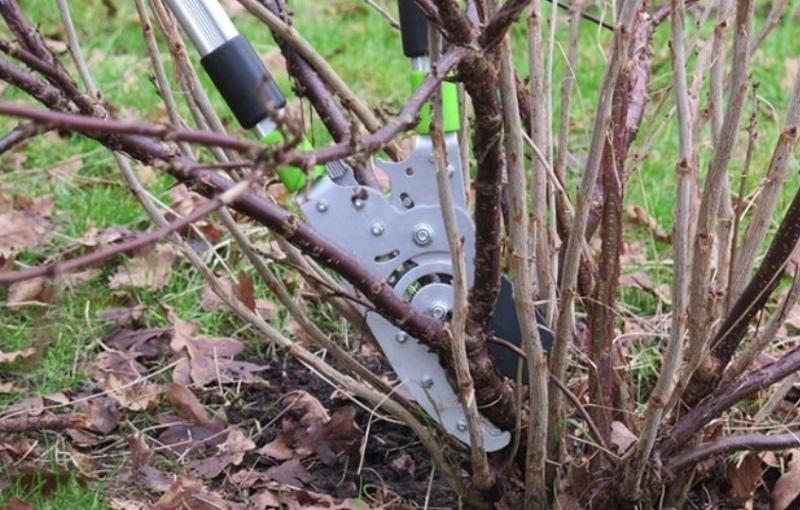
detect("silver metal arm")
[163,0,238,56]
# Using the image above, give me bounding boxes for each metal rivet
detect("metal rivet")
[447,165,455,177]
[457,419,467,432]
[421,375,434,389]
[353,198,366,210]
[430,304,448,320]
[315,200,329,213]
[395,332,408,344]
[371,223,385,236]
[413,224,434,246]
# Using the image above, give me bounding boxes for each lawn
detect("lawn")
[1,0,799,508]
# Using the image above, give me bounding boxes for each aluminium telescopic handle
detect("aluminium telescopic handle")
[164,0,286,131]
[398,0,429,59]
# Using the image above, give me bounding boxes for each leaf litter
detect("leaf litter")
[1,304,458,509]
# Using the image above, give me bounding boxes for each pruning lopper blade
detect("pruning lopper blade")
[164,0,549,453]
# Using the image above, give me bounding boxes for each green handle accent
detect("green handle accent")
[262,131,326,192]
[410,70,460,135]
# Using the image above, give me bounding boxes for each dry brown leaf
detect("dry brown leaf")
[610,421,637,456]
[5,278,52,308]
[250,490,280,509]
[103,327,170,359]
[282,489,362,510]
[78,226,136,247]
[153,478,244,510]
[98,305,146,327]
[265,458,312,487]
[258,419,296,461]
[186,428,255,478]
[104,374,160,411]
[773,450,800,510]
[199,272,258,313]
[109,499,147,510]
[80,398,118,435]
[727,454,762,507]
[168,311,265,386]
[165,383,213,426]
[0,348,36,364]
[261,49,287,70]
[0,210,50,259]
[389,453,416,477]
[47,156,82,179]
[287,319,317,346]
[626,204,669,242]
[283,391,330,424]
[92,351,159,411]
[63,268,102,287]
[2,496,38,510]
[295,407,361,466]
[229,468,272,490]
[0,382,17,393]
[109,244,175,290]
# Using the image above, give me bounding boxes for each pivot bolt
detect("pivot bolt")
[421,375,434,389]
[413,224,434,246]
[456,419,468,432]
[315,200,329,213]
[371,223,385,237]
[353,198,366,210]
[429,304,448,320]
[395,332,408,344]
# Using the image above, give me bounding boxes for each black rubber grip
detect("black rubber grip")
[200,35,286,129]
[398,0,429,58]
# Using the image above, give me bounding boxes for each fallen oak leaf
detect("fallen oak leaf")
[108,243,175,290]
[165,383,213,426]
[282,390,330,425]
[0,210,50,260]
[295,407,361,466]
[5,277,55,308]
[258,418,297,461]
[186,427,255,478]
[98,305,146,327]
[265,458,312,487]
[102,327,170,359]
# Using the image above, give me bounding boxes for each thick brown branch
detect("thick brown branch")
[665,431,800,474]
[660,344,800,457]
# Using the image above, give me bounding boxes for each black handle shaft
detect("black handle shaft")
[398,0,429,58]
[200,35,286,129]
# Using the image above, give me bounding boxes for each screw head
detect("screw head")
[429,304,448,320]
[395,331,408,344]
[315,200,329,213]
[371,222,385,236]
[456,419,467,432]
[353,198,366,210]
[413,224,434,246]
[447,164,455,177]
[421,375,434,389]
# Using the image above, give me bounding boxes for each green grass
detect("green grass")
[1,0,799,506]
